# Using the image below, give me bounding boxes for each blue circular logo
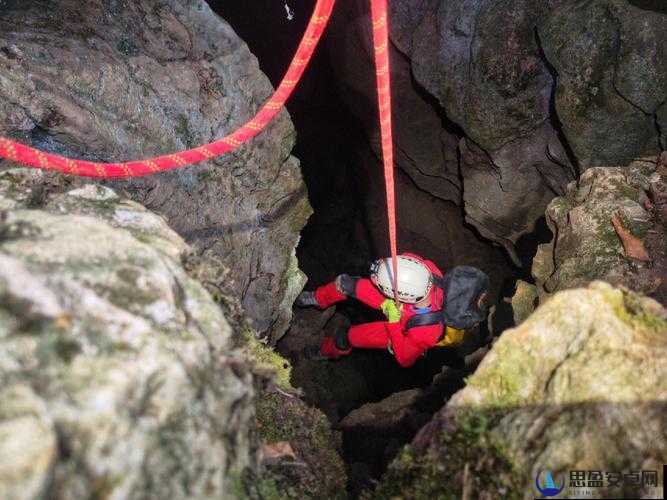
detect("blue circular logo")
[535,470,565,497]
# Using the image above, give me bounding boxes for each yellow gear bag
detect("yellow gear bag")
[435,325,465,347]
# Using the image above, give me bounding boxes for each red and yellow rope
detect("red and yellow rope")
[0,0,336,178]
[370,0,399,304]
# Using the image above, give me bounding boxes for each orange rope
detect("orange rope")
[370,0,399,305]
[0,0,336,177]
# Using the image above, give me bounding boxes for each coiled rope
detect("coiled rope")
[0,0,335,177]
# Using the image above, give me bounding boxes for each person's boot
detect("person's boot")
[304,328,352,360]
[319,336,352,359]
[294,290,320,307]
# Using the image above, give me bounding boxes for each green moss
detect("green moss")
[547,196,573,223]
[247,476,289,499]
[255,393,291,443]
[370,409,521,499]
[237,469,304,500]
[116,38,139,57]
[112,341,135,352]
[608,176,641,203]
[253,392,347,499]
[36,331,81,364]
[597,223,623,252]
[614,289,667,336]
[242,329,292,391]
[92,280,163,313]
[465,342,539,407]
[197,170,215,183]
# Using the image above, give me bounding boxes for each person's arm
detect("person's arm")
[341,277,386,309]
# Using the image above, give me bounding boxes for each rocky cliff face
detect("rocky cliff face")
[328,0,665,258]
[375,282,667,499]
[0,0,310,341]
[539,0,666,167]
[0,169,346,500]
[0,169,256,499]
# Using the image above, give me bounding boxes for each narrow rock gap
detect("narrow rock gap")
[214,1,550,495]
[533,27,581,177]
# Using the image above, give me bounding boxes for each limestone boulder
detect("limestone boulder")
[0,169,257,499]
[375,282,667,499]
[533,158,667,304]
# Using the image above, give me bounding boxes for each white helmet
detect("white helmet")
[370,254,433,304]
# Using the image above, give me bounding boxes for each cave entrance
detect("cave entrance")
[212,1,537,494]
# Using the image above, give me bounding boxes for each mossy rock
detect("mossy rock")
[243,392,347,500]
[373,282,667,499]
[533,160,665,303]
[0,170,257,499]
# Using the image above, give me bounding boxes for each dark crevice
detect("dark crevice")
[627,0,667,13]
[216,2,547,495]
[533,27,581,177]
[653,101,665,150]
[409,69,466,139]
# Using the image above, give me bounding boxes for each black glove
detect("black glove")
[336,274,359,297]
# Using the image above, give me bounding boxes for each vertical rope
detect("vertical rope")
[370,0,399,305]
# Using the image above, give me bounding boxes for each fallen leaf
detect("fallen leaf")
[262,441,297,463]
[54,313,72,330]
[611,215,650,262]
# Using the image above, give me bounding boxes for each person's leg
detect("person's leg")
[347,321,390,350]
[319,327,353,358]
[298,276,387,310]
[318,321,389,359]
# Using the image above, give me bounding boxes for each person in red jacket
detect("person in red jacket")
[295,253,447,368]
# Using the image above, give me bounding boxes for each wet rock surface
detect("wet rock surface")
[0,0,310,341]
[458,127,573,261]
[375,282,667,499]
[0,169,256,499]
[327,0,462,204]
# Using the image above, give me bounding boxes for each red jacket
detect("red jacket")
[358,253,445,367]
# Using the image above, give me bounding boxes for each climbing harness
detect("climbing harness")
[0,0,400,300]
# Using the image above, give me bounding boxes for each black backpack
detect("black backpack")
[405,266,490,331]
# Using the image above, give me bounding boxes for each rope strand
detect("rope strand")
[369,0,399,305]
[0,0,336,177]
